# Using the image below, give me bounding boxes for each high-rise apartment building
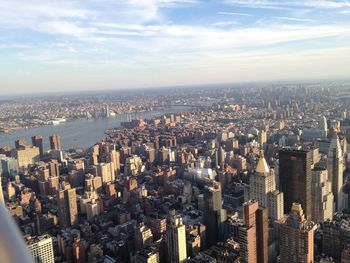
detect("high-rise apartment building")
[311,168,333,223]
[11,146,40,168]
[278,203,316,263]
[26,234,55,263]
[279,148,312,219]
[239,200,269,263]
[167,211,187,263]
[57,184,78,228]
[327,134,345,212]
[32,135,44,157]
[203,182,226,246]
[124,155,143,176]
[135,224,154,251]
[49,134,61,151]
[249,150,284,221]
[97,162,114,184]
[108,150,120,175]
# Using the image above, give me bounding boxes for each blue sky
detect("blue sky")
[0,0,350,94]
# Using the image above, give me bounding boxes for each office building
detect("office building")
[258,130,267,148]
[49,134,61,151]
[239,200,268,263]
[320,116,328,138]
[26,235,55,263]
[327,134,346,211]
[203,182,226,246]
[311,168,333,223]
[167,211,187,263]
[249,150,284,221]
[57,184,78,228]
[32,135,44,157]
[278,203,316,263]
[279,148,312,219]
[0,154,19,178]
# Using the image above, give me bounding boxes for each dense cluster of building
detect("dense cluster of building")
[1,85,350,263]
[0,88,217,132]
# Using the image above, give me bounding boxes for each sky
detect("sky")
[0,0,350,95]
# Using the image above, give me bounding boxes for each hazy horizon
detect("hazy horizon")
[2,77,349,98]
[0,0,350,95]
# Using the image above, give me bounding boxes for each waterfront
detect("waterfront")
[0,106,191,150]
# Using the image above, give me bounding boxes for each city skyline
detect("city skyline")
[1,84,350,262]
[0,0,350,95]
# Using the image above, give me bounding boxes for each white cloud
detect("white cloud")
[218,12,253,16]
[223,0,350,9]
[274,16,313,22]
[0,0,349,92]
[212,21,239,26]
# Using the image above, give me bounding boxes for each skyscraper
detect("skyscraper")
[249,150,284,221]
[279,148,312,219]
[49,134,61,151]
[0,154,19,178]
[311,168,333,223]
[278,203,316,263]
[57,184,78,228]
[32,135,44,157]
[26,234,55,263]
[238,200,269,263]
[217,146,225,169]
[258,130,267,148]
[167,211,187,263]
[327,134,345,212]
[320,116,328,138]
[203,182,226,246]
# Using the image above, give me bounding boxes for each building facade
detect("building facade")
[311,168,333,223]
[239,200,268,263]
[278,203,315,263]
[167,211,187,263]
[249,151,284,221]
[279,149,312,219]
[57,185,78,228]
[26,235,55,263]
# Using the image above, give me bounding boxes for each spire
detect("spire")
[256,150,270,174]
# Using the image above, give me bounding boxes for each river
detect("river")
[0,106,191,150]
